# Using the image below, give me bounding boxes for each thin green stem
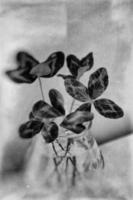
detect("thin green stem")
[69,99,75,113]
[52,142,58,157]
[71,156,76,186]
[38,76,45,101]
[88,120,93,130]
[38,77,60,164]
[65,157,69,174]
[56,139,65,151]
[66,98,77,157]
[53,158,61,182]
[28,77,45,181]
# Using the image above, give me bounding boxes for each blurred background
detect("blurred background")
[0,0,133,199]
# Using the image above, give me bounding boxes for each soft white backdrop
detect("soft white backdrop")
[0,0,133,199]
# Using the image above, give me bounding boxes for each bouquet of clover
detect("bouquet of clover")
[5,51,124,185]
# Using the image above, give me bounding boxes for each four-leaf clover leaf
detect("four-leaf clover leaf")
[60,102,94,134]
[67,52,94,79]
[6,51,39,83]
[5,51,65,84]
[58,67,124,119]
[19,89,65,143]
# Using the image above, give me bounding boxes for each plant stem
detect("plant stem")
[38,77,59,165]
[66,98,76,156]
[27,77,45,184]
[71,156,76,186]
[52,142,58,157]
[68,75,82,148]
[56,139,65,151]
[63,99,76,161]
[65,157,69,174]
[88,120,93,129]
[69,99,75,113]
[38,76,45,101]
[53,158,61,182]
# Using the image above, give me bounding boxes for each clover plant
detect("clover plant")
[5,50,124,186]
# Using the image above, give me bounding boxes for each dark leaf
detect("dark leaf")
[66,55,80,78]
[94,98,124,119]
[16,51,39,69]
[58,74,74,79]
[88,68,109,99]
[42,122,58,143]
[49,89,65,115]
[80,52,93,69]
[67,52,94,79]
[63,76,90,102]
[30,51,65,77]
[19,120,43,138]
[76,102,91,112]
[60,110,94,134]
[5,51,39,84]
[6,67,36,84]
[29,112,35,120]
[32,100,61,119]
[78,52,94,78]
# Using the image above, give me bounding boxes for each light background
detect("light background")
[0,0,133,199]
